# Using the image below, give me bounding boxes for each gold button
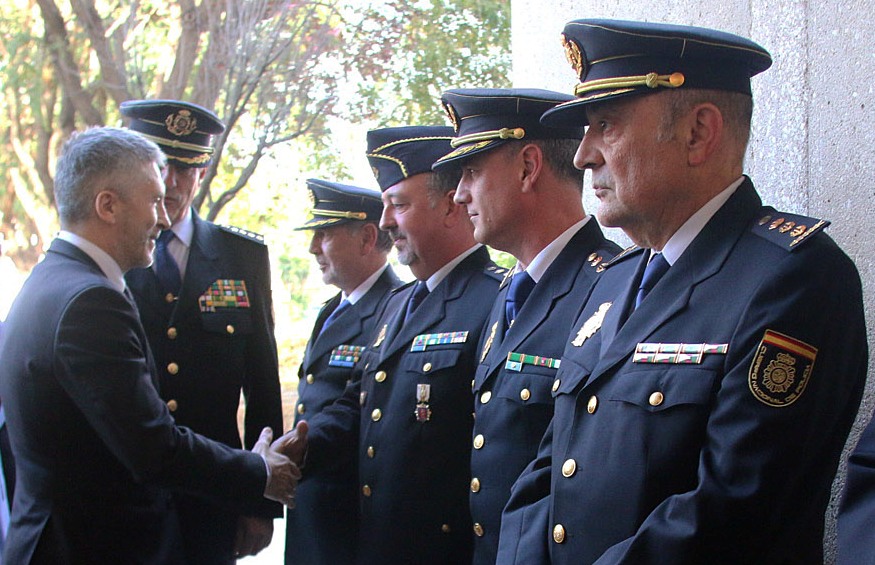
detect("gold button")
[441,524,451,533]
[649,391,664,406]
[520,388,531,401]
[166,399,178,412]
[306,374,315,384]
[166,327,177,339]
[226,324,235,334]
[473,434,485,449]
[587,395,598,414]
[562,458,577,478]
[164,292,175,304]
[470,477,481,492]
[375,370,387,383]
[167,362,179,375]
[362,485,371,497]
[371,408,382,422]
[367,446,375,458]
[480,391,492,404]
[552,379,560,392]
[473,523,484,537]
[422,362,432,372]
[297,404,305,415]
[553,524,566,543]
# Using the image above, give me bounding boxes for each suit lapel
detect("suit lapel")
[585,179,762,389]
[304,293,342,364]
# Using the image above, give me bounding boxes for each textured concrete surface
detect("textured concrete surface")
[512,1,875,561]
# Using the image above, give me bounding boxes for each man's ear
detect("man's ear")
[519,143,544,192]
[687,103,724,167]
[94,190,120,224]
[443,189,466,227]
[359,222,379,254]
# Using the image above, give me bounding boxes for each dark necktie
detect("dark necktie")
[153,230,182,297]
[320,299,350,335]
[505,271,535,331]
[405,281,429,322]
[635,253,670,308]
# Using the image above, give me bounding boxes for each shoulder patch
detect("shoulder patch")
[751,208,829,251]
[598,245,642,272]
[219,224,266,245]
[484,263,508,282]
[748,329,817,407]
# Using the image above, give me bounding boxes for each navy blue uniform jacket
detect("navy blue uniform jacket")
[305,246,503,565]
[126,213,283,563]
[285,266,402,565]
[0,240,268,565]
[837,405,875,565]
[497,179,867,564]
[470,220,619,565]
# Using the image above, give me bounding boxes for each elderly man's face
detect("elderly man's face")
[573,94,688,248]
[162,163,204,226]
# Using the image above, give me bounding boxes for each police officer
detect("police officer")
[122,100,284,563]
[285,179,401,564]
[286,126,504,564]
[432,88,621,564]
[497,20,867,564]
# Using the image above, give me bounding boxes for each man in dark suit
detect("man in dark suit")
[497,20,867,564]
[121,99,284,563]
[284,178,401,564]
[282,126,504,564]
[432,87,621,565]
[0,126,303,564]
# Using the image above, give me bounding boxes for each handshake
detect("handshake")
[252,420,310,507]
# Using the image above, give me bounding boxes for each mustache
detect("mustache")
[388,228,404,241]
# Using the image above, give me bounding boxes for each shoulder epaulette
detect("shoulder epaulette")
[751,208,829,251]
[219,224,266,245]
[484,263,508,282]
[597,245,642,272]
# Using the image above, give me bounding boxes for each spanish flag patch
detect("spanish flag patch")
[748,330,817,407]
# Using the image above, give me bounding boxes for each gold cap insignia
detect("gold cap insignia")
[748,330,817,407]
[165,109,198,137]
[442,101,461,133]
[561,33,585,80]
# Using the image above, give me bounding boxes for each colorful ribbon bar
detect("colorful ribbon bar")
[199,279,250,312]
[329,344,365,368]
[505,352,561,372]
[410,331,469,352]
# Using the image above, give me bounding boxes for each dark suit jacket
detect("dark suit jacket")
[498,179,868,565]
[837,406,875,565]
[285,265,401,565]
[125,213,283,563]
[306,246,504,565]
[470,220,620,565]
[0,239,268,565]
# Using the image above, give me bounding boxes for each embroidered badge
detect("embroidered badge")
[748,330,817,407]
[165,109,197,136]
[481,322,498,363]
[633,343,728,364]
[410,331,468,352]
[572,302,611,347]
[505,352,561,372]
[198,279,250,312]
[373,324,387,348]
[329,345,365,368]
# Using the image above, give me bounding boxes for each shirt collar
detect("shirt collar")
[661,176,744,266]
[424,244,482,291]
[344,263,389,305]
[56,231,126,293]
[516,216,591,283]
[167,210,194,247]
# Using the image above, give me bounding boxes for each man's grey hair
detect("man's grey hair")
[54,126,166,225]
[659,89,753,164]
[345,220,394,253]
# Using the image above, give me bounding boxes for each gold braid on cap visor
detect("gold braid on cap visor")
[574,72,685,96]
[306,209,368,220]
[450,127,526,148]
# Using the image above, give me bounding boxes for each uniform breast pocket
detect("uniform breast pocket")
[200,310,254,336]
[401,348,463,376]
[496,368,556,406]
[609,367,717,413]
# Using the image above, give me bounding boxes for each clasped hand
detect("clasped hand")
[252,420,309,507]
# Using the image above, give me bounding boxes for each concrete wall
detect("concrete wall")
[511,1,875,561]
